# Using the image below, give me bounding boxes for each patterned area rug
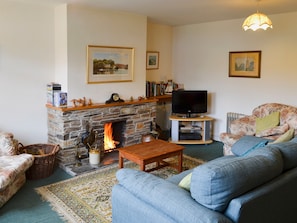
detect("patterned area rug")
[35,155,204,223]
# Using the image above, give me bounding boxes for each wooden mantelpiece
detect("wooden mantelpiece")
[46,98,158,112]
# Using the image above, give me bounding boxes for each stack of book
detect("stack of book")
[47,82,67,107]
[47,83,61,105]
[146,80,181,98]
[146,81,166,98]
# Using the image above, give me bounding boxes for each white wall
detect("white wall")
[0,1,54,144]
[172,12,297,140]
[0,2,147,144]
[54,4,68,90]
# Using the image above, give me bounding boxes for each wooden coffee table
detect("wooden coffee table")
[118,139,184,172]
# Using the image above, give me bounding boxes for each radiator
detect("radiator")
[226,112,246,133]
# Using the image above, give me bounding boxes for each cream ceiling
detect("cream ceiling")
[15,0,297,26]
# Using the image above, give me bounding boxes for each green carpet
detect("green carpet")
[0,141,223,223]
[0,168,71,223]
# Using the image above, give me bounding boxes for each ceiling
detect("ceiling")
[16,0,297,26]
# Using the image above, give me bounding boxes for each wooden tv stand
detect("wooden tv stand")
[169,115,213,144]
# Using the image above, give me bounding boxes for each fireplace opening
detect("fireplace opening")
[104,120,125,152]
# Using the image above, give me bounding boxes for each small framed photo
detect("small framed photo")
[87,45,134,84]
[146,51,159,70]
[229,51,261,78]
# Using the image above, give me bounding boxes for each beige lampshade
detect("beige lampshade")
[242,12,273,31]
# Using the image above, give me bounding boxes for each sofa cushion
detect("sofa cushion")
[231,135,270,156]
[255,111,280,134]
[266,137,297,170]
[115,168,233,223]
[190,147,283,212]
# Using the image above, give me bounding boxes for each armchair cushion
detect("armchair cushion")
[256,123,289,137]
[0,154,34,189]
[230,116,256,136]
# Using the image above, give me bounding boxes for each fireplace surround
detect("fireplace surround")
[47,99,157,167]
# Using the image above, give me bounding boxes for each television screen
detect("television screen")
[172,90,208,117]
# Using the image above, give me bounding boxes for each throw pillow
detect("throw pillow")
[178,172,192,191]
[268,128,295,144]
[255,111,280,134]
[231,135,270,156]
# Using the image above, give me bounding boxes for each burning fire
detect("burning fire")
[104,123,119,151]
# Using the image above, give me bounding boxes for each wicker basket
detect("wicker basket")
[20,144,60,180]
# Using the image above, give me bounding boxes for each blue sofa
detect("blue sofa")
[112,137,297,223]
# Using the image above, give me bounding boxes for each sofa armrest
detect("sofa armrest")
[115,168,232,223]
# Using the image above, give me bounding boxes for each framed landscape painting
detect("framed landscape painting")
[229,51,261,78]
[87,45,134,84]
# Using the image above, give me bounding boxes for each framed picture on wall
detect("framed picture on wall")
[87,45,134,84]
[229,51,261,78]
[146,51,159,70]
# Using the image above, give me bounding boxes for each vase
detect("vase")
[89,149,100,165]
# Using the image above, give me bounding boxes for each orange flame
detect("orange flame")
[104,123,118,150]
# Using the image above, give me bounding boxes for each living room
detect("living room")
[1,0,297,146]
[2,0,297,222]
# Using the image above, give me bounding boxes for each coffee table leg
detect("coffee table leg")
[178,152,183,172]
[140,161,145,171]
[119,152,124,169]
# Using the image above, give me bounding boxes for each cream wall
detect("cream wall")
[146,23,173,130]
[172,12,297,140]
[146,23,173,82]
[66,5,147,102]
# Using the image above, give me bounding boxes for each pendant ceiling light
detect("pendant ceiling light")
[242,0,273,31]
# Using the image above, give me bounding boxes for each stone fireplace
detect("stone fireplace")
[47,99,157,167]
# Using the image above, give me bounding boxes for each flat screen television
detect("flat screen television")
[172,90,208,117]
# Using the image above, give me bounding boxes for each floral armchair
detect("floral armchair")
[0,131,34,208]
[220,103,297,155]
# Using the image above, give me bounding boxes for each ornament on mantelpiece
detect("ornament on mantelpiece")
[71,97,93,107]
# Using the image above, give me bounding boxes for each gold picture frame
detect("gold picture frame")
[229,51,261,78]
[87,45,134,84]
[146,51,159,70]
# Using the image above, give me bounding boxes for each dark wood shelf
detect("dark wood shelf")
[148,94,172,103]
